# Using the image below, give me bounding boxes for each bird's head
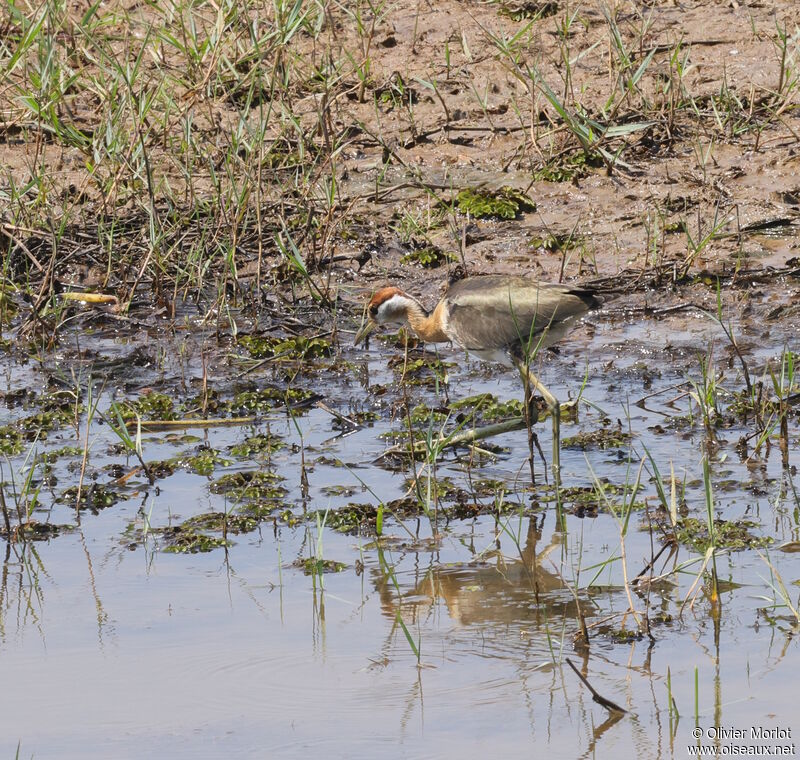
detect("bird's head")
[354,287,413,345]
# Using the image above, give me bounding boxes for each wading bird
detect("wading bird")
[354,275,601,483]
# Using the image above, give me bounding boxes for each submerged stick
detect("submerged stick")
[566,658,628,715]
[379,405,564,459]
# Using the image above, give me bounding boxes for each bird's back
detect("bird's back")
[443,275,600,355]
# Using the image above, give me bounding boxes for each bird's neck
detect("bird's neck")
[402,296,449,343]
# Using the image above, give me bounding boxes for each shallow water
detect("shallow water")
[1,302,799,760]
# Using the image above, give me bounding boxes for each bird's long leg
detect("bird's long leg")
[518,363,561,487]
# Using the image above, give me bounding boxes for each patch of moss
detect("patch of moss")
[400,246,458,268]
[534,151,598,182]
[562,427,632,450]
[673,517,772,552]
[455,186,536,220]
[210,470,287,501]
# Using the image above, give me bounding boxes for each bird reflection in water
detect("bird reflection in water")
[373,517,595,631]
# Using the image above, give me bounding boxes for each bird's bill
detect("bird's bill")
[354,319,377,345]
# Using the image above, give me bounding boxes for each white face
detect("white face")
[373,294,410,325]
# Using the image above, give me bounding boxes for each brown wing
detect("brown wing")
[444,276,599,351]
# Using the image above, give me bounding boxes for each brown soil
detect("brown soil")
[2,0,800,327]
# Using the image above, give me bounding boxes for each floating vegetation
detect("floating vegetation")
[295,557,347,575]
[144,512,261,554]
[455,187,536,220]
[405,476,456,500]
[562,427,632,450]
[0,520,75,541]
[238,335,332,361]
[0,425,24,455]
[451,393,524,422]
[230,433,285,458]
[59,484,119,512]
[40,445,83,463]
[210,470,287,501]
[408,403,449,426]
[13,391,76,438]
[315,503,379,534]
[387,355,453,387]
[118,391,177,422]
[320,484,359,497]
[470,478,512,497]
[144,460,178,479]
[673,517,773,552]
[229,386,315,413]
[237,501,285,519]
[179,448,233,476]
[182,512,259,534]
[161,528,231,554]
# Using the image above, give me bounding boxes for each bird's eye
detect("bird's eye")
[369,305,378,318]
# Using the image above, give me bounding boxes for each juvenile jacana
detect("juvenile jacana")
[354,275,602,482]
